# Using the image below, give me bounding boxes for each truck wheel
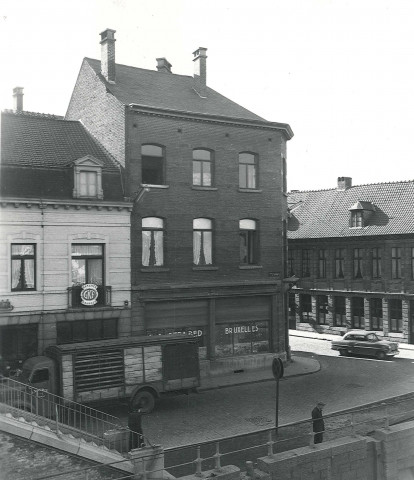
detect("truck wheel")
[339,349,347,356]
[131,390,155,413]
[376,351,386,360]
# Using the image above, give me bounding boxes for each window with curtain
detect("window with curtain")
[335,248,345,278]
[353,248,363,279]
[239,152,257,189]
[142,217,164,266]
[11,244,36,291]
[351,211,363,227]
[193,149,213,186]
[141,144,165,185]
[71,244,104,285]
[193,218,213,265]
[79,171,98,197]
[239,219,258,265]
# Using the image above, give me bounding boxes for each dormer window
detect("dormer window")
[351,211,363,228]
[349,201,375,228]
[73,156,104,199]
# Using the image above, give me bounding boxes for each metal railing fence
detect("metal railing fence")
[0,375,150,455]
[32,393,414,480]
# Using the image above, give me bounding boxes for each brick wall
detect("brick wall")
[127,112,287,286]
[65,60,126,167]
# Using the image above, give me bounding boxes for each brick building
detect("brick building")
[287,176,414,344]
[66,30,294,371]
[0,91,132,372]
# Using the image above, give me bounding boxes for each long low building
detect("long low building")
[287,176,414,344]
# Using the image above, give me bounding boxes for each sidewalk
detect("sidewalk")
[199,353,320,391]
[289,328,414,350]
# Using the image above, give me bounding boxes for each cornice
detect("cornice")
[0,197,133,212]
[128,104,294,140]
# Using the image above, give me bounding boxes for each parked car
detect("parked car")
[331,330,399,360]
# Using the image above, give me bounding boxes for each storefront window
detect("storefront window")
[215,322,269,357]
[147,327,207,359]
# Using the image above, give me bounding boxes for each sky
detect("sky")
[1,0,414,192]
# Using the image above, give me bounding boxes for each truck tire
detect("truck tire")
[339,349,347,356]
[131,390,156,413]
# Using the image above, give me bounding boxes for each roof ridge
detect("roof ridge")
[288,178,414,194]
[2,109,64,120]
[84,57,193,80]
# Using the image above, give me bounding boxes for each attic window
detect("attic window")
[351,211,363,228]
[349,201,375,228]
[73,156,104,200]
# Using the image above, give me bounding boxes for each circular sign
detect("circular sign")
[272,357,284,380]
[80,284,99,306]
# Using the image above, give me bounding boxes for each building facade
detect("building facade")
[287,176,414,344]
[0,102,132,372]
[66,30,293,371]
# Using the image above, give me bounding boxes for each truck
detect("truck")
[12,334,200,413]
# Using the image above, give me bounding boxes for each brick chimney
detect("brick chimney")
[337,177,352,191]
[156,58,172,73]
[100,29,116,83]
[13,87,24,112]
[193,47,207,98]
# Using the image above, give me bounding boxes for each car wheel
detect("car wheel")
[339,349,347,356]
[376,351,386,360]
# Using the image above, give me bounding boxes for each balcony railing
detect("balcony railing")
[68,285,112,308]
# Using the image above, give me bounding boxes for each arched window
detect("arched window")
[239,219,258,264]
[239,152,257,189]
[141,145,165,185]
[142,217,164,266]
[193,218,213,265]
[193,149,213,187]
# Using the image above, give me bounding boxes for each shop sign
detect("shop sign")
[224,325,259,335]
[80,284,99,306]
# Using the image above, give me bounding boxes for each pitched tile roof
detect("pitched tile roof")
[1,110,119,170]
[85,58,268,122]
[287,180,414,238]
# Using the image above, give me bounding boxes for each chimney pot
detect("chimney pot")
[100,28,116,83]
[156,57,172,73]
[193,47,207,98]
[337,177,352,190]
[13,87,24,112]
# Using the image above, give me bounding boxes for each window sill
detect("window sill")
[238,188,263,193]
[239,265,263,270]
[140,267,170,272]
[10,290,37,294]
[192,186,218,191]
[140,184,170,189]
[192,266,219,271]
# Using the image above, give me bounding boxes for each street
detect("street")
[4,334,414,479]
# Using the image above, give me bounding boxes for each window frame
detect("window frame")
[351,297,365,329]
[142,217,165,267]
[73,155,104,200]
[193,218,214,266]
[192,149,214,187]
[334,248,345,279]
[239,219,258,265]
[301,249,311,277]
[334,296,346,327]
[353,248,363,279]
[391,247,401,279]
[317,295,329,325]
[300,294,312,322]
[372,247,382,278]
[318,249,327,278]
[370,298,383,331]
[351,211,363,228]
[141,144,166,186]
[238,152,258,190]
[71,244,105,287]
[288,249,295,276]
[57,318,118,344]
[11,243,36,291]
[389,299,402,332]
